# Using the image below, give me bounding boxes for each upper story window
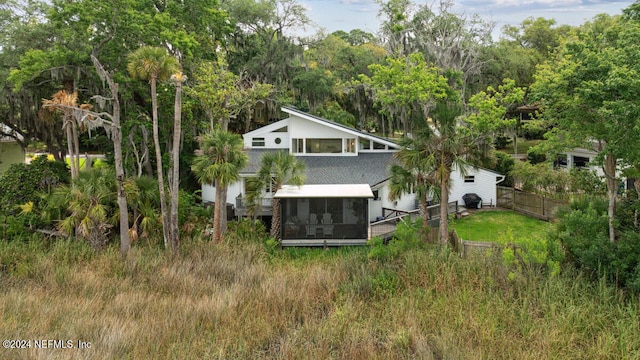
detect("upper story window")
[306,139,342,153]
[360,138,371,150]
[345,138,356,153]
[464,176,475,183]
[292,138,304,153]
[252,137,265,147]
[573,156,590,168]
[373,141,386,150]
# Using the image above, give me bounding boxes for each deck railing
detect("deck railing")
[369,201,458,240]
[235,197,273,216]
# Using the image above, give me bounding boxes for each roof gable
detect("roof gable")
[243,118,290,139]
[281,107,400,150]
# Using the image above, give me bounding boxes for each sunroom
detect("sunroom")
[274,184,373,246]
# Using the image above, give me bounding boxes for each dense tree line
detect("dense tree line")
[1,0,639,283]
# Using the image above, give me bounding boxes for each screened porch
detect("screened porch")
[274,184,373,246]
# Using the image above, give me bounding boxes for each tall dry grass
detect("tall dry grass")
[1,236,639,359]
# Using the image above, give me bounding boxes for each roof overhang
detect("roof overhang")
[281,106,401,150]
[274,184,374,198]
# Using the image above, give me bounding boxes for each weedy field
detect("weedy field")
[1,227,639,359]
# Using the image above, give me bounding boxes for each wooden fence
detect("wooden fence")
[450,229,497,257]
[496,186,568,221]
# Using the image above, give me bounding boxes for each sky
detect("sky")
[298,0,634,39]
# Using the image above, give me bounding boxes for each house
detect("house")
[201,107,505,245]
[0,124,25,176]
[557,146,634,191]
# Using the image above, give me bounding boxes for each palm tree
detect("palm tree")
[191,128,248,243]
[47,167,116,250]
[124,175,162,242]
[41,90,91,179]
[388,142,438,241]
[247,151,305,239]
[396,101,478,245]
[169,71,186,252]
[127,46,180,249]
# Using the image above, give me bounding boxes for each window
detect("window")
[373,141,386,150]
[275,137,282,144]
[360,138,370,150]
[573,156,590,168]
[464,176,475,183]
[372,190,380,200]
[273,126,288,133]
[345,138,356,153]
[252,137,265,147]
[555,155,567,169]
[265,177,276,193]
[306,138,342,153]
[292,138,304,153]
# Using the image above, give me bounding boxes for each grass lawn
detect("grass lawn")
[450,210,550,242]
[497,137,542,156]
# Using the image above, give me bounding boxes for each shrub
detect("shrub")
[521,120,547,140]
[225,218,268,245]
[368,218,425,260]
[496,229,564,282]
[492,151,515,187]
[552,196,640,291]
[493,134,511,149]
[526,146,546,164]
[0,156,69,216]
[569,168,607,196]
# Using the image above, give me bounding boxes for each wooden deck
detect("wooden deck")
[369,201,459,241]
[281,238,368,247]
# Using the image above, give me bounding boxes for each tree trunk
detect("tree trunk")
[212,181,223,243]
[151,78,170,248]
[141,125,153,177]
[64,115,77,179]
[91,55,130,256]
[604,152,617,243]
[439,176,450,246]
[271,197,281,240]
[169,77,183,252]
[418,198,431,242]
[220,186,229,235]
[71,120,81,174]
[634,178,640,229]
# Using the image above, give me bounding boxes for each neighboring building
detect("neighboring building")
[201,107,504,244]
[557,145,634,191]
[0,124,25,176]
[556,147,601,175]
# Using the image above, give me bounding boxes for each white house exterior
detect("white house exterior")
[201,107,504,228]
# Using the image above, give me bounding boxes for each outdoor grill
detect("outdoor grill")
[463,193,482,209]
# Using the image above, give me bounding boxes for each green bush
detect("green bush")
[493,134,511,149]
[496,229,564,282]
[225,218,268,245]
[569,168,607,196]
[526,146,546,164]
[0,156,69,216]
[368,218,425,260]
[521,120,547,140]
[492,151,515,187]
[552,197,640,291]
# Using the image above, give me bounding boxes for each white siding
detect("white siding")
[201,181,245,205]
[289,115,349,138]
[247,133,288,149]
[449,168,502,208]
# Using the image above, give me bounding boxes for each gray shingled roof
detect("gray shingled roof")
[241,149,396,187]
